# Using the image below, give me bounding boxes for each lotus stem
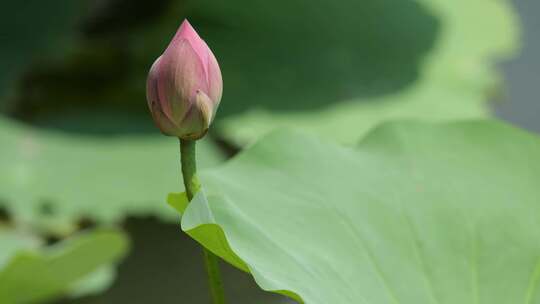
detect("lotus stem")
[180,138,226,304]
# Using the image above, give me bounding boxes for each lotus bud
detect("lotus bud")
[146,20,223,140]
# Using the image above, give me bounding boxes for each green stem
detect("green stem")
[180,139,201,199]
[179,139,226,304]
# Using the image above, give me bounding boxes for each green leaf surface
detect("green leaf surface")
[167,192,189,215]
[0,117,224,234]
[6,0,518,145]
[186,0,518,144]
[0,229,129,304]
[67,265,116,298]
[180,120,540,303]
[0,228,40,268]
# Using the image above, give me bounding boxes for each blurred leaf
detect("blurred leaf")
[0,229,128,304]
[0,228,41,268]
[0,117,224,234]
[7,0,519,145]
[170,0,517,144]
[67,265,116,298]
[0,0,90,110]
[179,120,540,303]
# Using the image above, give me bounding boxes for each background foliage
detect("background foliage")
[0,0,536,303]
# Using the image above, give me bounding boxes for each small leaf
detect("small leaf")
[167,192,189,215]
[0,229,129,304]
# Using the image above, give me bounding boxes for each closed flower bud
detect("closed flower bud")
[146,20,223,140]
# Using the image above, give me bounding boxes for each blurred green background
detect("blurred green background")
[0,0,536,303]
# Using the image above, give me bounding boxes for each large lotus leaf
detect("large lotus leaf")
[170,0,517,144]
[0,228,128,304]
[8,0,518,144]
[178,121,540,303]
[0,117,224,234]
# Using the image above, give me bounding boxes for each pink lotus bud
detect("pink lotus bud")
[146,20,223,140]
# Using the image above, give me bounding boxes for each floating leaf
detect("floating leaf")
[0,117,224,234]
[67,265,116,298]
[0,228,40,268]
[187,0,518,144]
[179,120,540,303]
[6,0,519,145]
[0,229,128,304]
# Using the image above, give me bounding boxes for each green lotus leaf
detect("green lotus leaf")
[0,117,224,234]
[0,228,128,304]
[179,120,540,303]
[192,0,519,144]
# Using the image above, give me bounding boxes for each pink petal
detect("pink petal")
[206,49,223,106]
[146,56,162,112]
[158,39,208,123]
[173,20,210,83]
[146,56,181,135]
